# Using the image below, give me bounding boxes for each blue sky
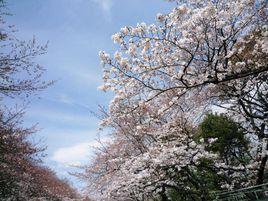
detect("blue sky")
[6,0,175,189]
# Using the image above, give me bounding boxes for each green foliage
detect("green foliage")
[164,114,252,201]
[198,113,250,164]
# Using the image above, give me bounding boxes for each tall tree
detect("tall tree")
[85,0,267,200]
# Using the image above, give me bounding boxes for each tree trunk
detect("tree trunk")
[160,187,169,201]
[256,155,268,185]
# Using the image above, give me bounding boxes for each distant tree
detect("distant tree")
[29,165,79,200]
[0,109,42,200]
[0,109,79,201]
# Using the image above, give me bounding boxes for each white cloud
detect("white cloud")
[52,142,96,164]
[51,137,110,165]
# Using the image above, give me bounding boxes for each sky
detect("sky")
[6,0,175,190]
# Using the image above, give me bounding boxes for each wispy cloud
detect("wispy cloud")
[27,108,92,126]
[93,0,112,12]
[91,0,113,21]
[57,94,75,105]
[51,93,92,110]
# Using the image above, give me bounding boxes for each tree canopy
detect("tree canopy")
[83,0,268,200]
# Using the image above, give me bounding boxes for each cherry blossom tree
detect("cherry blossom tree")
[0,1,79,200]
[0,108,80,201]
[0,109,42,200]
[212,29,268,185]
[85,0,267,200]
[0,0,52,99]
[29,165,79,200]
